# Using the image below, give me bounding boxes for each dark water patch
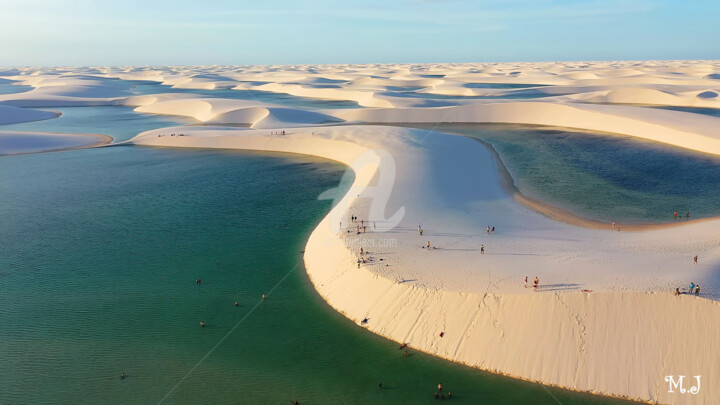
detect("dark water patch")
[649,106,720,118]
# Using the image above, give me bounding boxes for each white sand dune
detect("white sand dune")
[130,121,720,405]
[6,60,720,404]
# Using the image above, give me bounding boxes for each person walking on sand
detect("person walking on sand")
[360,247,364,255]
[675,287,680,296]
[427,241,431,249]
[690,282,695,293]
[533,277,539,291]
[524,276,528,288]
[695,285,700,295]
[480,244,484,254]
[357,259,361,268]
[694,255,698,264]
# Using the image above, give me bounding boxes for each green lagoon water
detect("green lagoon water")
[0,146,638,405]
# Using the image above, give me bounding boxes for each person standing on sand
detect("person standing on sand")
[525,276,528,288]
[486,226,490,234]
[533,277,539,291]
[696,285,700,295]
[694,255,698,264]
[690,282,695,293]
[480,245,484,254]
[427,241,431,249]
[491,226,495,234]
[675,288,680,296]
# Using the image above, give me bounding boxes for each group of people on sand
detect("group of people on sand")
[675,282,701,296]
[486,226,495,234]
[346,215,374,235]
[269,130,286,135]
[524,276,540,291]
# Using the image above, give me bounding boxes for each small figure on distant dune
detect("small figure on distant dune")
[439,332,444,337]
[361,317,369,324]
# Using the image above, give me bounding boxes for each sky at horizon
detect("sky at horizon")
[0,0,718,67]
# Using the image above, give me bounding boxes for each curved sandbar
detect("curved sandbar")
[0,131,112,156]
[131,124,720,405]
